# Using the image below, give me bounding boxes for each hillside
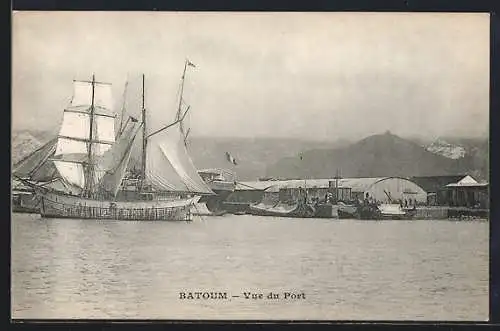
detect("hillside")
[265,131,489,181]
[128,136,347,180]
[11,129,347,180]
[11,129,488,181]
[11,130,44,164]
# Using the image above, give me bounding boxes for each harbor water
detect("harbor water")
[11,213,488,320]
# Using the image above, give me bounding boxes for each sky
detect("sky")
[12,12,489,141]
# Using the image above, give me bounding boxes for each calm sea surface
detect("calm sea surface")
[11,213,488,320]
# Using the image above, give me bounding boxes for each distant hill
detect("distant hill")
[128,136,348,180]
[11,129,347,180]
[11,129,488,181]
[11,130,44,164]
[265,131,489,181]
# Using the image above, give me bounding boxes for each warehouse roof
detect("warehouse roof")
[237,177,425,193]
[410,175,467,193]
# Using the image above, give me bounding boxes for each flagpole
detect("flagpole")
[177,59,188,121]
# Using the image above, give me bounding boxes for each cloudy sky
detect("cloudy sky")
[12,12,489,141]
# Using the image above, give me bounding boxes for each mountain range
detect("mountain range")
[265,131,488,181]
[11,129,488,182]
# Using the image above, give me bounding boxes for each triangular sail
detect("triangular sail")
[13,138,58,182]
[52,79,116,192]
[146,121,214,195]
[96,118,142,196]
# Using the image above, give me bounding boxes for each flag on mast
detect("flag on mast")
[225,152,237,165]
[187,59,196,68]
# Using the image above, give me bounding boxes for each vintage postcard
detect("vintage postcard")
[11,11,489,320]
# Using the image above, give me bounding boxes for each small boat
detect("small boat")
[248,200,315,218]
[356,203,383,220]
[337,202,358,219]
[313,202,340,218]
[378,203,408,220]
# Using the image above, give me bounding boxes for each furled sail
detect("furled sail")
[52,79,116,191]
[96,117,142,196]
[13,138,58,182]
[146,121,214,195]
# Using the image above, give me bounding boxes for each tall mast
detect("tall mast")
[85,74,96,197]
[177,60,188,120]
[177,60,189,138]
[117,80,128,137]
[140,74,147,191]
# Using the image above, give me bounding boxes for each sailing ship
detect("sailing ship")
[16,65,214,221]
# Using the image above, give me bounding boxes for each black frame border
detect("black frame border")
[7,0,500,329]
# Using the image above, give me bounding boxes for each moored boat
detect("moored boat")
[19,64,214,222]
[248,200,316,218]
[378,203,410,220]
[337,202,358,219]
[197,168,236,213]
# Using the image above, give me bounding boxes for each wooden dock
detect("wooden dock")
[413,206,488,220]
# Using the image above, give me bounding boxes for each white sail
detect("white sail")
[53,160,85,189]
[71,80,114,110]
[71,81,93,107]
[94,116,115,155]
[53,110,89,189]
[96,119,141,196]
[94,83,114,111]
[53,79,116,192]
[146,121,214,194]
[58,111,90,140]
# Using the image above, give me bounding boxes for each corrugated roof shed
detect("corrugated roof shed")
[262,177,390,193]
[235,181,277,191]
[238,177,426,193]
[410,175,467,193]
[338,177,387,192]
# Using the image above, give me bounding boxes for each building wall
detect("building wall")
[364,177,427,204]
[447,186,489,208]
[333,187,352,202]
[229,177,427,206]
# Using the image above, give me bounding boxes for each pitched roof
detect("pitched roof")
[445,175,488,188]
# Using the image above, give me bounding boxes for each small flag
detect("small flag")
[187,60,196,68]
[225,152,238,165]
[299,153,303,161]
[130,116,138,122]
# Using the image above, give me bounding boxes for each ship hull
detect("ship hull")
[37,190,199,221]
[248,202,316,218]
[198,188,233,213]
[12,194,41,214]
